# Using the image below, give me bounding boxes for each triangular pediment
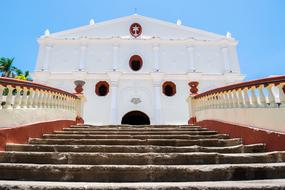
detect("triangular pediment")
[44,14,230,41]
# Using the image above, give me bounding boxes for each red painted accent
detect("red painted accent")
[0,77,78,99]
[188,117,197,125]
[129,55,143,71]
[95,81,109,96]
[162,81,176,96]
[129,23,142,38]
[76,116,84,124]
[194,75,285,99]
[74,80,85,94]
[75,85,83,94]
[0,120,76,151]
[196,119,285,152]
[188,81,199,95]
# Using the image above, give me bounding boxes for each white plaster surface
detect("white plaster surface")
[0,109,76,128]
[196,108,285,133]
[33,14,244,125]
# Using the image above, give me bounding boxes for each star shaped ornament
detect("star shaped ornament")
[130,23,142,37]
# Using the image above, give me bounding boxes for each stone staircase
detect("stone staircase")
[0,124,285,189]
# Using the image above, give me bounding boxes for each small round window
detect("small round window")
[129,55,143,71]
[162,81,176,96]
[95,81,109,96]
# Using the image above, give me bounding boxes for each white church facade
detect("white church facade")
[33,14,244,125]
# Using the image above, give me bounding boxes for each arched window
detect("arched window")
[129,55,143,71]
[162,81,176,96]
[95,81,109,96]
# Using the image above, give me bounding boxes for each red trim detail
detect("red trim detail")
[129,55,143,71]
[129,23,142,38]
[162,81,176,96]
[188,81,199,95]
[0,120,76,151]
[188,117,197,125]
[196,119,285,151]
[95,81,109,96]
[0,77,78,99]
[76,116,84,124]
[195,75,285,99]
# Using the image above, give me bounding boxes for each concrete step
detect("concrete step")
[53,130,218,135]
[28,138,242,147]
[70,125,200,129]
[0,151,283,165]
[5,144,266,153]
[63,128,209,132]
[0,163,285,182]
[1,179,285,190]
[43,134,229,140]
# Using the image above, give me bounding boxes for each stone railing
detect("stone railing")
[187,76,285,132]
[0,77,84,128]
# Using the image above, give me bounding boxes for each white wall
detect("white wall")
[0,109,76,128]
[196,108,285,133]
[33,15,244,125]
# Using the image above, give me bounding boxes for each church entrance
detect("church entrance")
[121,111,150,125]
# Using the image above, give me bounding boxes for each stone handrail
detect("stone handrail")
[187,75,285,132]
[0,77,83,127]
[0,77,78,110]
[193,76,285,111]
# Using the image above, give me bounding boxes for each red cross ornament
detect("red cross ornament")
[130,23,142,38]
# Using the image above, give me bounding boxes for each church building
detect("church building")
[33,14,244,125]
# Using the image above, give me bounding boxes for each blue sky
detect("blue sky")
[0,0,284,80]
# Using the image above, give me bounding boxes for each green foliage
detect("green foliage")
[0,56,32,81]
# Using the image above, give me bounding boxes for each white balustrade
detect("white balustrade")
[0,77,80,115]
[190,76,285,113]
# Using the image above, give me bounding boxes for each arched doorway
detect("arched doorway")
[121,111,150,125]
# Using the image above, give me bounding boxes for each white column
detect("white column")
[153,44,160,72]
[221,47,231,73]
[42,44,52,71]
[187,46,195,72]
[79,44,87,71]
[110,81,118,124]
[108,71,122,124]
[112,44,119,71]
[153,81,162,124]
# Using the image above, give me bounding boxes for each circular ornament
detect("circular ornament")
[130,23,142,38]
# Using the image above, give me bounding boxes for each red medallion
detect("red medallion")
[130,23,142,37]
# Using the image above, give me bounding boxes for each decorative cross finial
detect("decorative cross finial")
[44,29,50,37]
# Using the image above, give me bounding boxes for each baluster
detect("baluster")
[231,90,238,108]
[4,85,14,109]
[71,97,76,111]
[59,94,64,109]
[56,93,61,109]
[37,90,45,108]
[27,88,35,108]
[257,85,266,107]
[47,91,53,108]
[43,90,50,108]
[250,86,258,107]
[13,86,22,109]
[277,83,285,107]
[225,91,231,108]
[0,85,5,109]
[266,84,276,107]
[221,92,227,108]
[32,89,40,108]
[217,93,222,108]
[21,87,29,108]
[62,95,67,109]
[236,89,243,108]
[243,87,250,108]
